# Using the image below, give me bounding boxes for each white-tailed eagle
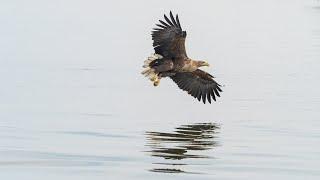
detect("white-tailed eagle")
[142,11,222,104]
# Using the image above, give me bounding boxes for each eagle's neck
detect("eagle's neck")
[181,59,198,72]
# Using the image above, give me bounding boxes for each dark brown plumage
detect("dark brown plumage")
[152,13,187,59]
[142,11,222,104]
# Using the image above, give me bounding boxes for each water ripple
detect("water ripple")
[145,123,220,174]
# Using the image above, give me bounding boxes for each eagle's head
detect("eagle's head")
[196,61,210,67]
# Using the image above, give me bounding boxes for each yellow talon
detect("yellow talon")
[153,76,160,86]
[153,80,160,86]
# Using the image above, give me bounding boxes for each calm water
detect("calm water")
[1,0,320,179]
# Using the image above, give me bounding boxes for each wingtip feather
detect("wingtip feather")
[169,11,177,27]
[164,14,173,26]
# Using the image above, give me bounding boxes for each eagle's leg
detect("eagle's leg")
[153,72,175,87]
[153,76,161,86]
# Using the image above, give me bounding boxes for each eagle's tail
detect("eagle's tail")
[141,53,163,86]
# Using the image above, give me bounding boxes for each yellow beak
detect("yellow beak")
[203,62,210,67]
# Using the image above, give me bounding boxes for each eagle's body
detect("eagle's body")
[142,12,222,104]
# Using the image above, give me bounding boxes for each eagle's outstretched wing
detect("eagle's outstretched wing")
[170,69,222,104]
[152,11,187,60]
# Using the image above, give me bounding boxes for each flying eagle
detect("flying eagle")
[141,11,222,104]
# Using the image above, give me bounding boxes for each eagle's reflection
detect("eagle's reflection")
[145,123,220,174]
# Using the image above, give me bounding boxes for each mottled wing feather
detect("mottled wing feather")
[170,69,222,104]
[152,11,187,60]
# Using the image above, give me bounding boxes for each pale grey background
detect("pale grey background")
[0,0,320,179]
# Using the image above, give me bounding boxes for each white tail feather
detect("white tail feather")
[141,53,163,86]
